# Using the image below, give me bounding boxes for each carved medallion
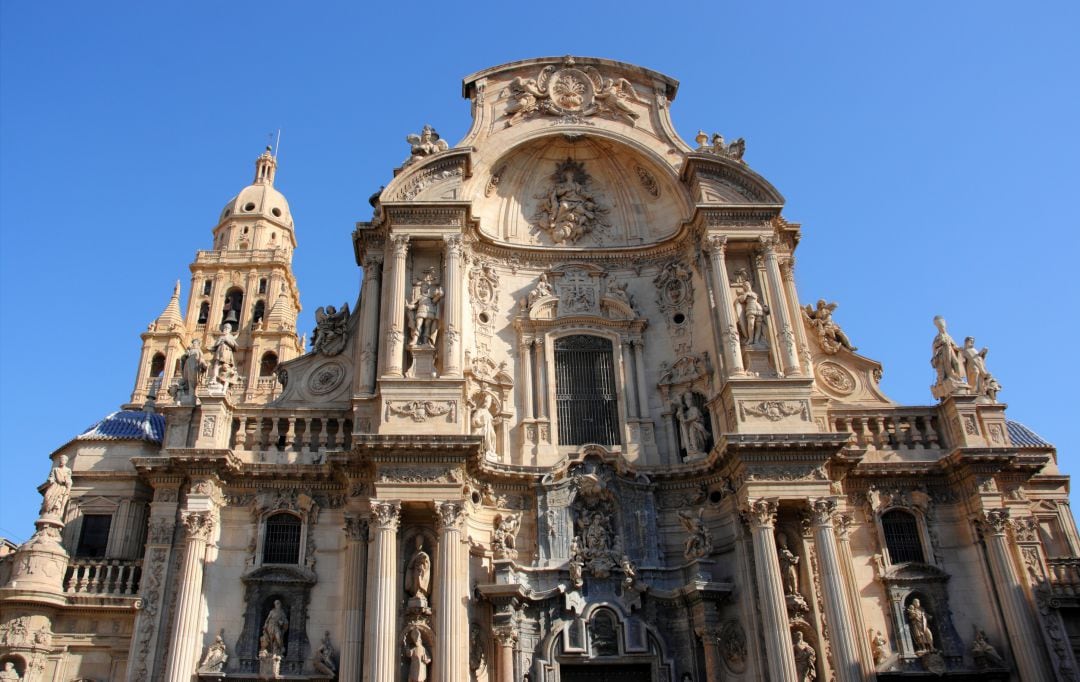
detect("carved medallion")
[307,361,346,395]
[718,620,748,673]
[816,361,856,395]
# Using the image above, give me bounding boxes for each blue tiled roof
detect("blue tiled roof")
[76,410,165,444]
[1007,420,1052,448]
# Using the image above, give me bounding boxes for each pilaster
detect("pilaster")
[704,234,745,377]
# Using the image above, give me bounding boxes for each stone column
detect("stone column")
[741,498,798,680]
[759,236,800,376]
[518,336,534,419]
[435,501,468,682]
[442,235,463,377]
[781,258,813,374]
[620,340,638,417]
[357,251,383,395]
[979,509,1053,681]
[364,501,401,682]
[633,337,649,419]
[163,510,215,682]
[535,337,548,419]
[493,627,517,682]
[809,498,864,682]
[834,513,876,677]
[382,235,409,377]
[339,514,369,682]
[704,235,745,377]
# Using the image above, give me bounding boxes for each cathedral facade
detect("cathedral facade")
[1,56,1077,682]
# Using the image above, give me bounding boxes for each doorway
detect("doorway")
[559,662,652,682]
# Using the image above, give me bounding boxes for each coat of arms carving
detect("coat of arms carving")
[505,57,643,126]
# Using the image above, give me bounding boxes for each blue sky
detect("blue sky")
[1,1,1078,541]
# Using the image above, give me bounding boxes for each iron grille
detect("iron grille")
[882,509,925,564]
[555,335,620,446]
[263,513,302,564]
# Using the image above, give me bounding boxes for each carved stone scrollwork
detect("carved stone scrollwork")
[369,501,401,531]
[385,400,456,422]
[505,57,643,127]
[532,158,610,244]
[492,626,518,647]
[740,400,809,422]
[344,514,369,543]
[436,501,466,531]
[653,258,694,345]
[718,619,748,673]
[979,509,1012,536]
[181,510,215,542]
[677,507,714,560]
[1012,516,1039,543]
[808,497,838,527]
[742,498,778,529]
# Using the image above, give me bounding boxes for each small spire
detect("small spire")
[153,280,184,330]
[254,145,277,186]
[266,291,296,330]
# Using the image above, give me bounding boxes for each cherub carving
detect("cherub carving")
[311,303,350,356]
[404,124,448,165]
[678,507,714,560]
[594,77,641,123]
[804,299,857,354]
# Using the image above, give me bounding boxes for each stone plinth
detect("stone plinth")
[720,377,815,434]
[377,379,464,435]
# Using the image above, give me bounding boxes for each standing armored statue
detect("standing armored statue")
[405,269,443,347]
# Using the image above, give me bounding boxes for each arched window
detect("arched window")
[260,351,278,377]
[882,509,925,564]
[222,287,244,327]
[555,335,620,446]
[197,301,210,324]
[149,353,166,377]
[263,513,302,564]
[252,299,266,325]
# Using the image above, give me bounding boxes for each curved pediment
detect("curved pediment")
[683,155,785,205]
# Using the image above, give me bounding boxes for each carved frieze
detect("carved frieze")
[378,467,464,485]
[384,400,457,423]
[739,400,810,422]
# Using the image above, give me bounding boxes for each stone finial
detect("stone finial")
[696,131,746,161]
[153,280,184,330]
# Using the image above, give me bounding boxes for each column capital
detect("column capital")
[741,497,778,529]
[390,234,410,256]
[363,252,384,276]
[436,500,466,531]
[834,513,855,540]
[808,497,839,528]
[369,500,401,531]
[186,477,226,508]
[978,508,1012,536]
[344,513,370,542]
[181,510,215,542]
[443,233,465,256]
[492,626,518,647]
[704,234,728,256]
[781,258,796,282]
[758,234,779,255]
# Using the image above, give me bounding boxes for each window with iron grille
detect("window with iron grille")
[76,514,112,558]
[263,513,302,564]
[882,509,925,564]
[555,335,620,447]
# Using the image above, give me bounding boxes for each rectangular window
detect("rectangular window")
[555,335,621,446]
[76,514,112,558]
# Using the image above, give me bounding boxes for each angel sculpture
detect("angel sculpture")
[594,77,642,123]
[404,124,448,165]
[311,303,350,356]
[506,76,547,125]
[492,512,520,559]
[678,508,714,561]
[804,299,857,354]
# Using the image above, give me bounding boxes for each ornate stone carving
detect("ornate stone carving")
[870,629,889,666]
[971,627,1005,670]
[906,598,934,653]
[657,352,712,391]
[403,124,449,166]
[171,340,206,405]
[492,512,520,559]
[0,662,20,680]
[532,158,610,244]
[739,400,809,422]
[147,517,175,545]
[385,400,456,422]
[673,391,711,458]
[816,361,856,395]
[803,299,856,355]
[695,130,746,161]
[791,630,817,682]
[653,258,694,343]
[526,273,556,308]
[742,498,778,528]
[730,268,767,348]
[405,629,431,682]
[436,501,465,530]
[777,535,802,597]
[207,323,240,390]
[312,631,337,677]
[468,258,500,334]
[343,514,368,542]
[261,599,289,656]
[405,537,432,608]
[930,316,966,400]
[634,164,659,197]
[199,629,229,673]
[471,394,499,461]
[406,267,443,347]
[718,619,747,672]
[378,467,463,484]
[39,455,72,520]
[306,360,346,395]
[677,508,713,560]
[505,58,643,126]
[1013,516,1039,543]
[181,510,215,542]
[311,303,350,356]
[369,501,401,531]
[808,497,838,527]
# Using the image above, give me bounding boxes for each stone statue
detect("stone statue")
[0,662,20,681]
[792,631,817,681]
[971,628,1004,669]
[262,599,289,656]
[404,124,448,165]
[870,629,889,665]
[805,299,857,354]
[40,454,72,519]
[695,131,746,161]
[405,537,431,605]
[528,273,555,306]
[569,536,584,588]
[175,339,206,402]
[620,554,638,590]
[777,535,801,596]
[906,598,934,653]
[492,513,520,560]
[311,303,350,356]
[605,279,633,307]
[208,323,239,389]
[961,336,1001,401]
[533,158,609,244]
[312,631,337,676]
[740,291,768,346]
[677,508,713,560]
[675,392,710,457]
[471,394,498,460]
[405,268,443,347]
[930,316,963,398]
[198,629,229,673]
[407,629,431,682]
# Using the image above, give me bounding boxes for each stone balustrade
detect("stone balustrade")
[1046,558,1080,596]
[231,410,352,461]
[64,558,142,597]
[829,408,946,451]
[196,248,290,265]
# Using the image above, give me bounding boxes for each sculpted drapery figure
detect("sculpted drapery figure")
[906,598,934,652]
[176,339,206,401]
[407,629,431,682]
[404,124,449,165]
[776,535,801,596]
[792,631,817,682]
[971,628,1004,669]
[930,316,963,397]
[527,273,555,306]
[40,454,72,518]
[471,394,498,460]
[0,663,19,681]
[312,631,337,676]
[961,336,1002,401]
[406,268,443,347]
[199,629,229,673]
[405,536,431,604]
[678,508,713,560]
[262,599,289,656]
[731,269,767,346]
[675,392,710,456]
[208,323,239,389]
[533,158,608,244]
[805,299,857,353]
[311,303,350,356]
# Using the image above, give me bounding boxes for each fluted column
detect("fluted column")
[340,514,369,682]
[435,501,468,682]
[781,258,813,374]
[535,337,548,419]
[979,509,1053,681]
[518,336,534,419]
[163,510,215,682]
[493,627,517,682]
[382,235,409,377]
[834,513,876,677]
[632,337,649,418]
[357,251,383,395]
[442,235,463,377]
[364,501,401,682]
[741,498,797,681]
[759,236,800,376]
[809,498,864,682]
[704,235,745,377]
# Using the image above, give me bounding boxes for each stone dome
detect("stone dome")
[218,148,293,226]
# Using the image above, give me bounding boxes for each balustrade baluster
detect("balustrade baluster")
[236,416,248,450]
[318,419,329,450]
[285,417,297,453]
[910,416,925,449]
[77,564,89,592]
[268,417,281,457]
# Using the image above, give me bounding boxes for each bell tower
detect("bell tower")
[128,147,303,406]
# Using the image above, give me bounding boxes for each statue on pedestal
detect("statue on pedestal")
[312,631,337,676]
[777,535,801,597]
[311,303,350,356]
[0,662,19,681]
[173,339,206,404]
[405,537,431,607]
[198,629,229,673]
[930,317,964,399]
[471,394,498,460]
[675,392,710,457]
[792,631,817,681]
[961,336,1002,402]
[678,508,713,560]
[805,299,857,353]
[406,268,443,347]
[492,513,520,560]
[406,629,431,682]
[208,323,239,390]
[262,599,289,656]
[40,454,72,519]
[906,598,934,653]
